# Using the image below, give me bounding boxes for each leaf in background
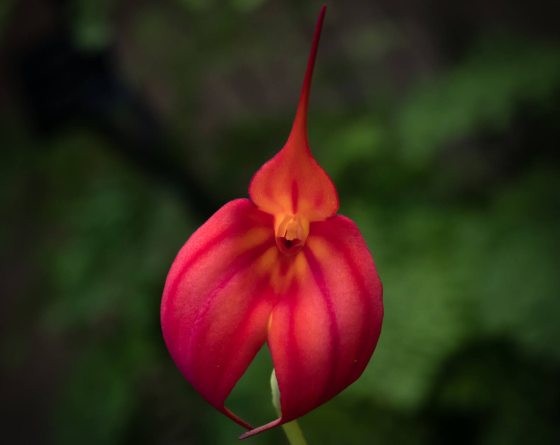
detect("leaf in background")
[398,36,560,167]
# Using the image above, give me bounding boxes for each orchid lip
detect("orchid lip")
[276,236,304,255]
[274,214,309,255]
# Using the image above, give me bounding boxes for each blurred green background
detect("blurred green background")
[1,0,559,444]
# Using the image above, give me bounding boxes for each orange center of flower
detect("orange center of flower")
[274,214,309,255]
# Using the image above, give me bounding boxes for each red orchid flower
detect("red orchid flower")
[161,6,383,439]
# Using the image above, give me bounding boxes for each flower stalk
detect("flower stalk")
[271,371,308,445]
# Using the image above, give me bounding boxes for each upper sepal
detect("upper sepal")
[249,141,339,222]
[248,5,338,222]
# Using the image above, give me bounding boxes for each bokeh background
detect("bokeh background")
[1,0,560,444]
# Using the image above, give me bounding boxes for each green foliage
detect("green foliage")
[71,0,116,49]
[0,0,15,35]
[32,130,192,444]
[398,36,560,167]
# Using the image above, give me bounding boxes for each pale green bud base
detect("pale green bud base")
[270,370,309,445]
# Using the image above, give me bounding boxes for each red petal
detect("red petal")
[249,5,338,222]
[241,214,383,438]
[161,199,277,429]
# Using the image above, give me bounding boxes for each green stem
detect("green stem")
[270,370,309,445]
[280,420,308,445]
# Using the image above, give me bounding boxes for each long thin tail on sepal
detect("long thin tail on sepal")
[239,418,283,440]
[288,5,327,147]
[223,407,254,430]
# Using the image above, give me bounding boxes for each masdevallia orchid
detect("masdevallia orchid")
[161,5,383,439]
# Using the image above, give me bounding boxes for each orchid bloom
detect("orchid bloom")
[161,6,383,439]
